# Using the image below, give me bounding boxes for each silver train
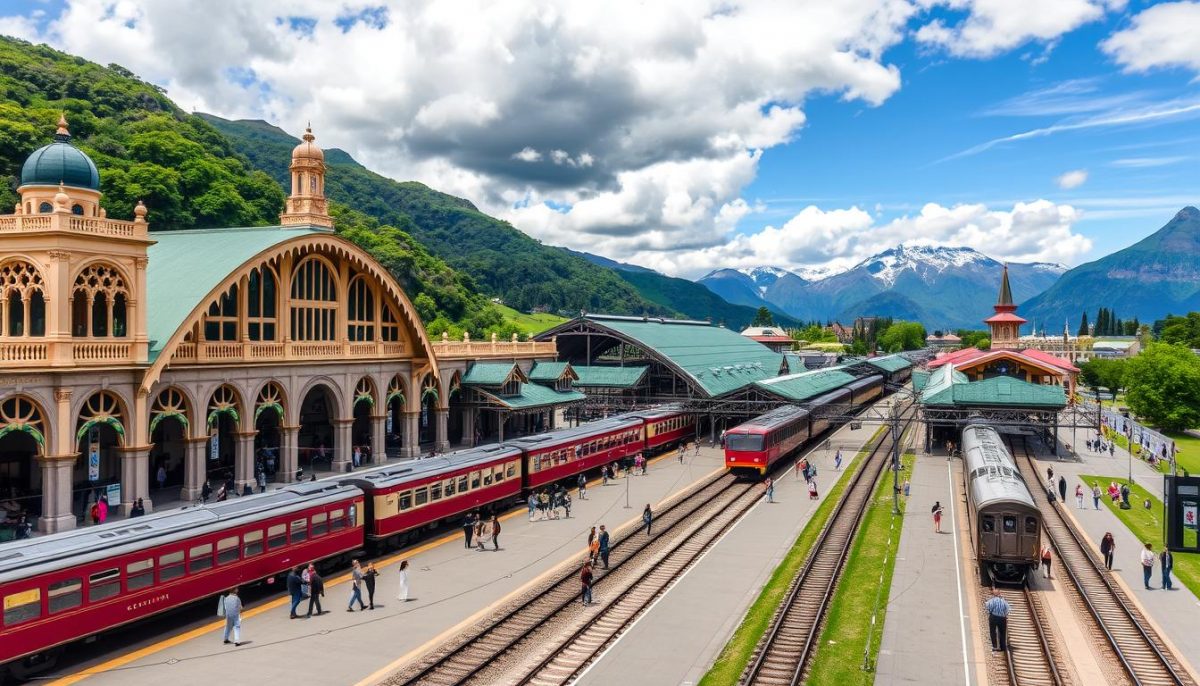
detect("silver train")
[962,424,1041,582]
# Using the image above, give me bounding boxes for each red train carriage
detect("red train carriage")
[0,482,362,678]
[724,405,812,476]
[631,406,696,452]
[509,415,645,491]
[344,444,524,546]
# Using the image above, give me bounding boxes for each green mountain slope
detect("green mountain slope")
[200,115,666,317]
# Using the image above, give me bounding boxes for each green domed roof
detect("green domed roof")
[19,120,100,191]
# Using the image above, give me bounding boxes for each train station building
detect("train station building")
[0,117,557,533]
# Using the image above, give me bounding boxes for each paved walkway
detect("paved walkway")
[875,445,973,686]
[577,399,901,686]
[49,447,725,686]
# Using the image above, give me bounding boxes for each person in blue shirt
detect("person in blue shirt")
[984,589,1009,651]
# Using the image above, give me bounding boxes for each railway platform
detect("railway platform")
[874,445,974,686]
[44,446,724,686]
[573,404,897,686]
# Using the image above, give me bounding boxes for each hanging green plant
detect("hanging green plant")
[421,386,439,402]
[0,423,46,448]
[149,411,190,435]
[355,393,375,408]
[386,390,406,406]
[254,402,284,422]
[76,416,125,443]
[449,383,461,398]
[206,406,240,428]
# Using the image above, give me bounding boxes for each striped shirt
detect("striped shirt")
[985,596,1009,618]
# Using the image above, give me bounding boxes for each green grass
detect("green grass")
[495,305,568,335]
[1081,474,1200,598]
[806,450,915,685]
[698,427,886,686]
[1163,431,1200,475]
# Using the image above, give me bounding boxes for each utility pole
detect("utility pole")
[892,401,902,515]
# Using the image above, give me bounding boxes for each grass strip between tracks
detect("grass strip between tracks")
[805,447,915,686]
[698,426,886,686]
[1081,473,1200,599]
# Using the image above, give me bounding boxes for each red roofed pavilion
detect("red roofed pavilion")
[984,264,1027,349]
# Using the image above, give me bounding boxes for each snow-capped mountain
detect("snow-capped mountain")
[734,266,796,295]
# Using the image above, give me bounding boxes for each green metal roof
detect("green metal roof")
[753,368,858,402]
[578,315,784,397]
[920,363,1066,408]
[572,365,649,388]
[21,136,100,190]
[867,354,913,373]
[476,382,586,410]
[528,361,574,383]
[463,362,524,386]
[911,369,932,393]
[919,364,968,405]
[146,225,328,361]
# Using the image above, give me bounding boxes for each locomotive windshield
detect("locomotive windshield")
[726,434,764,451]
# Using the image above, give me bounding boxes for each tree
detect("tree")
[751,306,774,327]
[1079,358,1128,397]
[1077,311,1089,337]
[1159,313,1200,348]
[956,329,991,350]
[1124,343,1200,431]
[878,321,927,353]
[792,323,836,343]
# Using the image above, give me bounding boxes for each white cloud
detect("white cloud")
[915,0,1124,58]
[512,147,542,163]
[1109,156,1189,168]
[1102,2,1200,75]
[1056,169,1088,189]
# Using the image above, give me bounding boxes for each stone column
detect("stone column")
[401,412,420,458]
[462,406,476,448]
[38,455,76,533]
[119,446,152,515]
[181,437,207,502]
[279,425,299,482]
[332,419,354,473]
[235,432,256,493]
[434,408,449,453]
[371,414,387,464]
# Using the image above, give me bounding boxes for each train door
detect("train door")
[1019,514,1040,559]
[998,512,1021,557]
[980,512,999,557]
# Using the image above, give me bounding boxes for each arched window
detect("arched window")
[0,395,46,455]
[150,387,191,435]
[204,283,238,341]
[72,264,129,338]
[76,391,126,446]
[289,257,337,341]
[347,275,375,342]
[247,267,277,341]
[38,202,52,214]
[381,306,400,342]
[71,204,83,216]
[1,261,47,337]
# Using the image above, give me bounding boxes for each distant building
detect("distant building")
[740,326,795,352]
[925,332,962,349]
[830,321,853,344]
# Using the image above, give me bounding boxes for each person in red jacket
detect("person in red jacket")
[580,562,594,606]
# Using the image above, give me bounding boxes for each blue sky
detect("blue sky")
[2,1,1197,277]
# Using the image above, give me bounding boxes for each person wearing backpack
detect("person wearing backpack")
[219,587,242,646]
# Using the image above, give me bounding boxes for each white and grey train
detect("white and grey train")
[962,424,1042,582]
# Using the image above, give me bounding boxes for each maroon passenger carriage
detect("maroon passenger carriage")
[0,481,363,678]
[508,415,645,491]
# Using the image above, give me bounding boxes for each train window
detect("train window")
[399,491,412,511]
[290,519,308,544]
[49,578,82,613]
[268,524,287,549]
[189,544,214,573]
[430,482,443,501]
[470,471,480,489]
[483,469,493,486]
[159,552,185,581]
[1025,517,1038,534]
[244,530,264,557]
[981,516,995,532]
[725,434,764,452]
[414,488,428,507]
[457,476,468,493]
[330,509,347,532]
[1002,516,1017,533]
[217,536,239,565]
[127,559,155,591]
[311,513,329,536]
[507,461,517,478]
[88,568,121,602]
[444,478,456,497]
[528,456,539,473]
[3,588,40,625]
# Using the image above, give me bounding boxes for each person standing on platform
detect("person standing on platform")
[490,515,501,551]
[1092,483,1102,510]
[598,525,610,569]
[476,517,489,551]
[580,562,594,606]
[202,479,212,503]
[1047,466,1054,483]
[808,479,818,500]
[578,473,588,500]
[1110,443,1115,457]
[1075,484,1084,509]
[347,560,367,611]
[694,441,700,457]
[563,492,572,518]
[1161,548,1174,590]
[363,562,379,609]
[643,504,653,535]
[463,512,476,548]
[1141,543,1156,589]
[257,469,266,493]
[795,458,803,480]
[985,589,1009,652]
[305,565,325,617]
[221,587,242,646]
[903,479,911,498]
[1040,544,1053,579]
[834,449,843,470]
[764,477,774,503]
[287,566,304,618]
[527,493,538,521]
[1058,476,1067,503]
[130,498,145,517]
[1100,532,1116,569]
[678,444,686,464]
[589,533,600,566]
[397,560,410,602]
[932,501,944,533]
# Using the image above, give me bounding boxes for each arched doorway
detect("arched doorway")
[74,391,125,522]
[352,377,376,467]
[0,395,47,522]
[254,382,286,478]
[447,373,465,446]
[149,388,190,495]
[419,377,438,448]
[298,385,336,475]
[205,386,241,488]
[385,376,406,459]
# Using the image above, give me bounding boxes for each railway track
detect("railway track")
[1011,437,1194,686]
[740,407,913,686]
[982,584,1067,686]
[388,470,754,685]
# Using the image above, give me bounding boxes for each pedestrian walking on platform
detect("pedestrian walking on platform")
[201,479,212,503]
[643,504,653,535]
[1161,549,1174,590]
[287,566,304,618]
[1100,532,1115,569]
[1040,544,1053,579]
[363,562,379,609]
[1141,542,1156,589]
[932,501,944,533]
[580,562,594,605]
[220,587,242,646]
[305,565,325,616]
[578,473,588,499]
[463,512,476,548]
[476,517,489,551]
[1046,466,1054,482]
[808,479,818,500]
[903,479,911,498]
[490,515,501,550]
[527,493,537,521]
[563,492,572,518]
[834,449,843,470]
[598,525,610,569]
[694,441,700,456]
[1075,484,1084,509]
[539,490,550,518]
[985,589,1009,651]
[1058,476,1067,503]
[764,477,774,503]
[1092,483,1102,510]
[1109,443,1115,456]
[678,445,686,464]
[396,560,410,602]
[347,560,367,611]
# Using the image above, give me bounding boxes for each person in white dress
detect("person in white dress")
[397,560,410,602]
